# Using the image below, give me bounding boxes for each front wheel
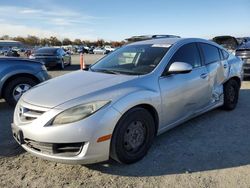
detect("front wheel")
[110,107,155,164]
[222,79,240,110]
[3,77,37,106]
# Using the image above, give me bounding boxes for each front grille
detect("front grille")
[24,139,84,157]
[18,106,45,124]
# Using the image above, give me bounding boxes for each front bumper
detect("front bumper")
[36,70,50,82]
[12,100,121,164]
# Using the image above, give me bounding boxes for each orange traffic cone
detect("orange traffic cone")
[80,53,85,70]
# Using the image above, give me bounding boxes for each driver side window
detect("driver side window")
[170,43,202,68]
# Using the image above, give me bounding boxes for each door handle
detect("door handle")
[200,73,208,79]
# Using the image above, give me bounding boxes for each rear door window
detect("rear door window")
[200,43,221,64]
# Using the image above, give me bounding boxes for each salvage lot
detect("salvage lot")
[0,54,250,187]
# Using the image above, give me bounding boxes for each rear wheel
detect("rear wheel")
[110,107,155,164]
[222,79,240,110]
[3,77,37,106]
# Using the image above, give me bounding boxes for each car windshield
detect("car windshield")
[90,44,170,75]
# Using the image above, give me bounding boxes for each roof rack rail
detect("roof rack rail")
[151,35,180,39]
[125,34,180,43]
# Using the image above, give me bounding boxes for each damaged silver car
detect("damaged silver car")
[12,38,243,164]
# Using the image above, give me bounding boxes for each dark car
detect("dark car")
[77,46,89,54]
[88,46,95,54]
[30,47,71,69]
[5,50,20,57]
[236,41,250,77]
[0,57,50,106]
[212,36,239,53]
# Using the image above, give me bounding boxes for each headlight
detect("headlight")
[51,101,110,125]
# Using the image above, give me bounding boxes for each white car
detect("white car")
[93,47,106,54]
[104,45,115,52]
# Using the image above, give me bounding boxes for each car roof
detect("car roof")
[127,38,220,48]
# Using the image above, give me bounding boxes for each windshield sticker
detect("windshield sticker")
[152,44,171,48]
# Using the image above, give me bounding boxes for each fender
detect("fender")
[111,89,162,125]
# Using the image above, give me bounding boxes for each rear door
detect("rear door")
[159,43,211,127]
[199,43,228,103]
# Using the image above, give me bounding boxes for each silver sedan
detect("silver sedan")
[12,38,243,164]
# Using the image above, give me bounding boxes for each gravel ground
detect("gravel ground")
[0,55,250,187]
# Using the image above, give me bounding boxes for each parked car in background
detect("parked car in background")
[12,38,243,165]
[88,46,96,54]
[212,36,239,54]
[0,57,49,106]
[0,48,8,55]
[77,46,89,54]
[104,45,115,54]
[5,50,20,57]
[30,47,71,69]
[237,37,250,45]
[236,41,250,77]
[93,47,106,54]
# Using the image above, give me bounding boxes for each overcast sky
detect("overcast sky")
[0,0,249,41]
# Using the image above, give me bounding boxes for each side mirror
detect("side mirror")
[168,62,192,74]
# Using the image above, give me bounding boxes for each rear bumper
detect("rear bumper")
[34,58,60,67]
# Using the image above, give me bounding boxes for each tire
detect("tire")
[222,79,240,110]
[110,107,155,164]
[3,77,37,106]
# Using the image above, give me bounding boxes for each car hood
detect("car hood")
[22,70,137,108]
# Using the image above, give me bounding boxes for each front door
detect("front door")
[159,43,210,128]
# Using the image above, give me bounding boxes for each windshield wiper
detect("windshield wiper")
[91,69,121,75]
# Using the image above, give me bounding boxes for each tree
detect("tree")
[111,40,125,47]
[73,39,82,45]
[25,35,40,46]
[96,39,105,47]
[49,36,62,46]
[40,38,50,46]
[13,36,26,43]
[0,35,11,40]
[62,38,72,45]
